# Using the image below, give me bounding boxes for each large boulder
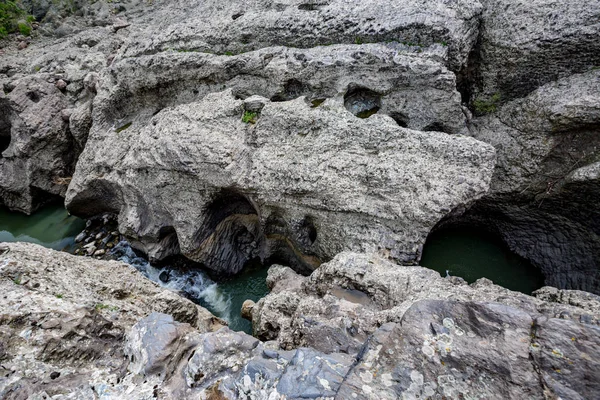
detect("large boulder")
[0,25,124,213]
[119,0,483,72]
[66,89,495,275]
[250,252,600,399]
[251,252,600,352]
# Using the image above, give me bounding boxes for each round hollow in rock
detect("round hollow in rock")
[344,86,381,118]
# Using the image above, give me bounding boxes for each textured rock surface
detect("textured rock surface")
[457,70,600,293]
[473,0,600,103]
[66,90,495,274]
[0,26,123,213]
[0,242,224,399]
[251,252,600,399]
[252,253,600,353]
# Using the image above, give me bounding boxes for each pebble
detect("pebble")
[55,79,67,90]
[95,232,104,240]
[94,249,106,257]
[18,41,28,50]
[75,232,86,243]
[86,245,97,256]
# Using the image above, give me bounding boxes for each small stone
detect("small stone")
[55,79,67,90]
[94,249,106,257]
[75,232,86,243]
[159,270,170,283]
[95,232,104,240]
[50,371,60,380]
[17,41,28,50]
[241,299,255,321]
[86,245,97,256]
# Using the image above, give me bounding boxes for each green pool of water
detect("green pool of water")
[210,264,269,333]
[420,226,545,295]
[0,205,85,252]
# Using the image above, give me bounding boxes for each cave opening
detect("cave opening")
[420,222,545,295]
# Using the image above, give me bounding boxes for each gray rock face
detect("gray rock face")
[95,44,468,134]
[473,0,600,103]
[0,76,71,213]
[458,70,600,293]
[0,242,223,399]
[66,89,495,274]
[0,26,123,213]
[119,0,482,71]
[252,253,600,353]
[250,252,600,399]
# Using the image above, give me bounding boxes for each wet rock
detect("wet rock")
[241,299,255,321]
[74,231,86,242]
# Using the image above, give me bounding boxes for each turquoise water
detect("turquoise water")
[210,264,269,333]
[420,226,545,294]
[0,205,85,251]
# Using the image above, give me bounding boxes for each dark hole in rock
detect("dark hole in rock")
[26,91,41,103]
[232,12,244,20]
[344,86,381,119]
[189,189,261,276]
[0,113,10,156]
[423,122,450,133]
[298,216,317,245]
[420,223,544,295]
[389,112,409,128]
[298,2,327,11]
[271,79,310,102]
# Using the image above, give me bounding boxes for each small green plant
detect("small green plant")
[13,276,21,285]
[224,51,234,56]
[242,111,258,124]
[95,303,118,311]
[55,294,63,299]
[116,122,132,133]
[18,22,30,36]
[0,1,34,39]
[473,93,501,115]
[354,36,363,45]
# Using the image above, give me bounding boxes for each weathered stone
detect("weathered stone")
[0,242,224,399]
[459,70,600,293]
[474,0,600,103]
[67,90,495,275]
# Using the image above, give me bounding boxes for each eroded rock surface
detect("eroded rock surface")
[473,0,600,103]
[66,90,495,275]
[250,252,600,399]
[456,70,600,293]
[0,242,223,399]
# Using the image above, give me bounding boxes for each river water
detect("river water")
[0,204,267,333]
[420,226,545,294]
[1,205,546,333]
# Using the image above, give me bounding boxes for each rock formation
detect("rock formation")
[1,0,600,397]
[3,244,599,399]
